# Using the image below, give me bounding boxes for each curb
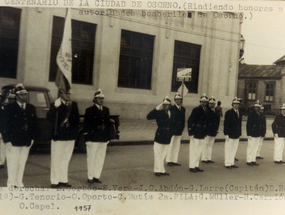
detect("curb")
[108,137,275,146]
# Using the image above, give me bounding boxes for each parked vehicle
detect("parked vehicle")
[1,85,119,152]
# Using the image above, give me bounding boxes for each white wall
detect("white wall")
[0,8,242,118]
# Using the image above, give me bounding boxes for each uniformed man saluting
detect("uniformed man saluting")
[47,89,79,188]
[83,89,111,184]
[4,83,38,188]
[147,96,173,177]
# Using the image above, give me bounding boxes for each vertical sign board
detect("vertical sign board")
[177,68,191,104]
[177,68,192,82]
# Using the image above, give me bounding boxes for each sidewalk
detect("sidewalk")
[110,117,275,145]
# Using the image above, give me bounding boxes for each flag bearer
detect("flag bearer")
[47,89,79,188]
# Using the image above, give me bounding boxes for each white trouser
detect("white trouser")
[247,137,261,162]
[189,137,205,168]
[6,142,32,187]
[86,141,108,180]
[50,140,75,184]
[202,135,215,161]
[274,137,284,162]
[257,137,264,157]
[166,135,181,163]
[224,138,239,166]
[0,136,6,165]
[153,142,169,173]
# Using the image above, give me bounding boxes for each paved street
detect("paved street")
[112,117,275,144]
[1,139,285,196]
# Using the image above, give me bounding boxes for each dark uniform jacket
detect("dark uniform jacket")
[272,114,285,137]
[206,107,220,137]
[46,100,79,141]
[260,112,266,137]
[1,104,9,143]
[224,108,242,139]
[170,105,185,136]
[0,104,4,135]
[83,105,111,142]
[4,102,38,146]
[147,109,174,144]
[188,105,208,139]
[246,111,263,137]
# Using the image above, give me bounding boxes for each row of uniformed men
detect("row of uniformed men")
[146,93,285,176]
[147,93,222,176]
[0,83,111,188]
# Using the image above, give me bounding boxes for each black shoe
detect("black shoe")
[274,161,282,164]
[195,167,204,172]
[172,163,181,166]
[202,160,209,163]
[247,162,253,166]
[280,161,285,164]
[167,162,173,166]
[161,172,170,176]
[208,160,215,163]
[225,166,232,169]
[155,173,162,176]
[256,156,264,159]
[235,158,239,161]
[51,184,59,188]
[251,162,259,166]
[231,165,239,168]
[93,178,102,183]
[0,165,4,169]
[59,182,72,187]
[189,168,197,173]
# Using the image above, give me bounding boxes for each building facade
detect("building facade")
[0,7,242,118]
[237,63,282,113]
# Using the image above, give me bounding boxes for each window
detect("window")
[29,91,47,107]
[49,16,96,85]
[0,7,21,78]
[247,81,257,100]
[265,82,274,102]
[118,30,154,89]
[171,40,201,93]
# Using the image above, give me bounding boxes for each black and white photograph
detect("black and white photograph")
[0,0,285,214]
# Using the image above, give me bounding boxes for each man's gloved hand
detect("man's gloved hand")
[54,98,61,108]
[156,103,163,111]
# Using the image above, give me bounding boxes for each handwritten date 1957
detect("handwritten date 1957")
[74,205,91,212]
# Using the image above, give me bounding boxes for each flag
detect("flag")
[178,83,188,97]
[55,8,72,92]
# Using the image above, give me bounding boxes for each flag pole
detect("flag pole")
[181,78,185,106]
